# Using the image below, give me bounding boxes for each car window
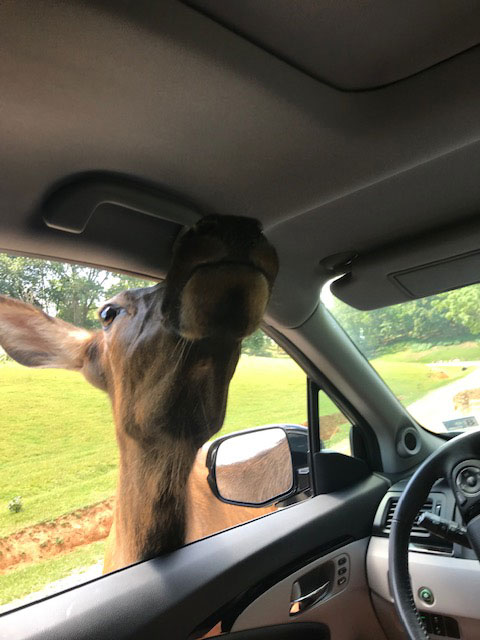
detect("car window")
[318,390,352,456]
[0,254,309,614]
[322,279,480,436]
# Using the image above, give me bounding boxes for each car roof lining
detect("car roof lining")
[184,0,480,90]
[2,0,480,325]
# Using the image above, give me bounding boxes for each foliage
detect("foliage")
[104,275,155,298]
[0,254,156,330]
[330,283,480,358]
[241,329,278,356]
[7,496,22,513]
[0,255,51,307]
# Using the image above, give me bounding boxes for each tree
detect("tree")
[0,254,51,307]
[241,329,277,356]
[0,255,157,330]
[329,282,480,358]
[105,274,156,299]
[47,264,110,328]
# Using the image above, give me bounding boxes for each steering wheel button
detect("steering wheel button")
[432,614,445,636]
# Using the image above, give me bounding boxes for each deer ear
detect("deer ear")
[0,296,93,370]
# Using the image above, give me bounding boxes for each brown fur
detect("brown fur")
[185,448,275,545]
[0,215,278,571]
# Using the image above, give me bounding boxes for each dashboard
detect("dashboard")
[367,479,480,639]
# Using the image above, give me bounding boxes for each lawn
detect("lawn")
[0,364,118,537]
[371,360,471,406]
[0,540,105,606]
[378,341,480,364]
[0,356,308,537]
[0,353,470,536]
[0,349,472,605]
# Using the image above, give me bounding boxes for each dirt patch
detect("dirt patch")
[320,413,347,441]
[0,498,113,573]
[453,388,480,414]
[302,412,346,441]
[429,370,449,380]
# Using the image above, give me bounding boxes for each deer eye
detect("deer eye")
[99,305,122,328]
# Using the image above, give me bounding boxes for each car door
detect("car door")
[0,365,389,640]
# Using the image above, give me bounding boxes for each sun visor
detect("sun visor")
[331,217,480,310]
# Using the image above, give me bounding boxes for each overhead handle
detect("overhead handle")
[43,175,201,234]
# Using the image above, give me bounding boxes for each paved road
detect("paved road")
[407,363,480,433]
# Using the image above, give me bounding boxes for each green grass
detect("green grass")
[0,364,118,536]
[379,341,480,364]
[0,540,105,606]
[0,357,309,538]
[0,353,469,538]
[0,350,473,606]
[372,360,471,406]
[220,355,307,435]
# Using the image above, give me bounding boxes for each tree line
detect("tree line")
[0,254,154,330]
[330,283,480,358]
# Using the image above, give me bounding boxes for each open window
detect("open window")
[0,254,312,614]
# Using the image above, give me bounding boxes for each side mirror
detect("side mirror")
[206,425,310,507]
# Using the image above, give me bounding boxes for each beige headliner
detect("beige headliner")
[1,0,480,324]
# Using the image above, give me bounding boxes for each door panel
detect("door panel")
[0,475,388,640]
[215,622,330,639]
[231,539,386,640]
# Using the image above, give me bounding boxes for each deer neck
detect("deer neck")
[108,337,242,566]
[114,432,198,564]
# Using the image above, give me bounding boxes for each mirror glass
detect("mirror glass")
[215,427,293,505]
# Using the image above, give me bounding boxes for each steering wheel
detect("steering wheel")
[389,428,480,640]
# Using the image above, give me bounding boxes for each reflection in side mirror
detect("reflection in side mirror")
[211,427,294,506]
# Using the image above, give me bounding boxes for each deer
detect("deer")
[184,446,276,545]
[0,215,279,573]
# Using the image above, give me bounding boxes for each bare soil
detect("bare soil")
[303,413,348,441]
[0,498,113,573]
[429,370,449,380]
[453,387,480,413]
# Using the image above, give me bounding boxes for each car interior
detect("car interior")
[2,2,480,639]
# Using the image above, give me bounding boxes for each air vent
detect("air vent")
[384,498,434,536]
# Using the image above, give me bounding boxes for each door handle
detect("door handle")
[289,580,330,615]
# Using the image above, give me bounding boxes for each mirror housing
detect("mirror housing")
[206,424,310,507]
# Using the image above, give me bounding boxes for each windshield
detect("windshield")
[323,281,480,434]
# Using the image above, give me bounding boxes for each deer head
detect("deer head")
[0,215,278,563]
